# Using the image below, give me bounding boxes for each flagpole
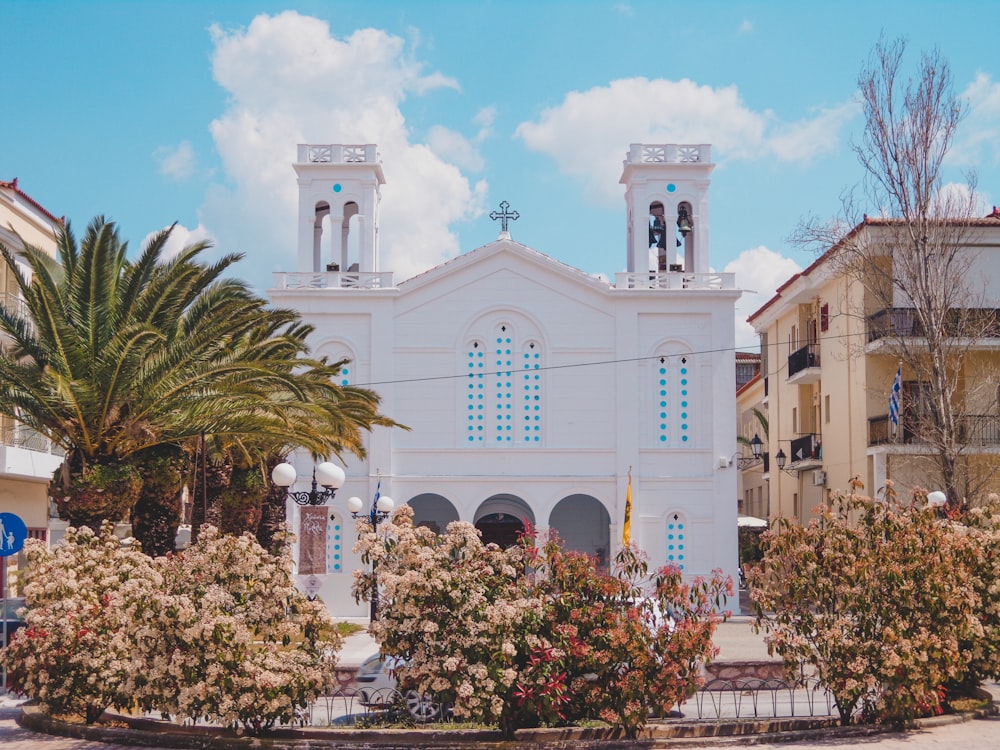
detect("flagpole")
[622,466,633,546]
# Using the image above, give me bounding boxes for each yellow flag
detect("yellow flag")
[622,468,633,546]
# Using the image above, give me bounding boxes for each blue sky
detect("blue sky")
[3,1,999,347]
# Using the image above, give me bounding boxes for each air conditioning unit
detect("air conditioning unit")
[812,470,827,486]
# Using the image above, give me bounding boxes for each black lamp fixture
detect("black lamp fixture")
[271,461,346,505]
[773,448,799,475]
[737,433,764,469]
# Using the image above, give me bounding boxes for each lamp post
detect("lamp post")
[347,493,394,621]
[271,461,346,505]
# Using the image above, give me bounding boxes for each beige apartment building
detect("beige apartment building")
[744,211,1000,525]
[0,179,65,583]
[736,370,768,520]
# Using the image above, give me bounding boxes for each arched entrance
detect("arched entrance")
[408,493,459,535]
[549,494,611,570]
[474,494,535,549]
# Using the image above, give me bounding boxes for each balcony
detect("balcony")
[787,344,821,384]
[868,413,1000,446]
[867,308,1000,345]
[0,425,64,480]
[271,271,395,290]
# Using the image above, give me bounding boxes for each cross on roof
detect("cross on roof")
[489,200,520,234]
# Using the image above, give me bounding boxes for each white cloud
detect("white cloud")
[935,181,993,218]
[143,222,215,262]
[155,141,196,180]
[725,246,803,349]
[515,77,853,205]
[427,125,485,172]
[191,11,480,290]
[768,101,859,163]
[426,106,497,172]
[951,72,1000,168]
[473,106,496,134]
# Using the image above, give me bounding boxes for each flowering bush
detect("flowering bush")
[0,523,162,723]
[750,480,994,725]
[123,526,340,733]
[944,496,1000,692]
[354,507,545,735]
[523,537,731,736]
[354,505,731,738]
[1,524,341,734]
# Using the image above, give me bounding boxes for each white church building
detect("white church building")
[269,143,741,617]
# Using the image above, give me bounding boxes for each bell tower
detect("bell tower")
[619,144,714,275]
[293,144,385,274]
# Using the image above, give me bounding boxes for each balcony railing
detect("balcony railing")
[868,413,1000,446]
[296,143,378,164]
[1,425,60,454]
[615,272,735,290]
[271,271,395,290]
[0,292,31,328]
[625,144,711,164]
[789,434,821,464]
[867,308,1000,342]
[787,344,820,378]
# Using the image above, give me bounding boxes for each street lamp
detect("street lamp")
[737,433,764,469]
[773,448,801,476]
[271,461,346,505]
[348,492,395,621]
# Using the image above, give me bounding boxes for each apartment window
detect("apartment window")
[792,407,798,434]
[820,303,830,332]
[825,395,830,423]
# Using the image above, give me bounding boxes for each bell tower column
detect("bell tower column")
[293,144,386,273]
[619,144,715,276]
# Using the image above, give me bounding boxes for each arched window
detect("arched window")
[465,323,545,446]
[327,512,345,573]
[653,353,695,447]
[521,340,543,443]
[665,511,687,571]
[493,324,514,443]
[466,339,487,443]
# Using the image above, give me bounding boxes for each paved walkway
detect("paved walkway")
[3,619,1000,749]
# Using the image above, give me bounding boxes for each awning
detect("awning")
[737,514,768,529]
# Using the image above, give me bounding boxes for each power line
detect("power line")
[348,329,872,388]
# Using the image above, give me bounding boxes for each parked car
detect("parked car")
[350,653,443,722]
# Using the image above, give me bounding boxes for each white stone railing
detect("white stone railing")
[625,144,711,165]
[272,271,395,290]
[614,271,735,290]
[297,144,378,164]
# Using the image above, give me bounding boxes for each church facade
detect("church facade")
[269,143,741,617]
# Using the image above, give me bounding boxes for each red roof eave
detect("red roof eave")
[0,178,65,226]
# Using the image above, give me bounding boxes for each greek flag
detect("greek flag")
[889,365,902,433]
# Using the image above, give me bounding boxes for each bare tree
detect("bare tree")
[796,36,998,506]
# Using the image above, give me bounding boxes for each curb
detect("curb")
[17,699,999,749]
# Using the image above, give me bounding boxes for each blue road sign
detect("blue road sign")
[0,513,27,557]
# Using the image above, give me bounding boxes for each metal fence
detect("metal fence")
[292,678,840,728]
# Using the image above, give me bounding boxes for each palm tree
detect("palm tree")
[0,217,398,547]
